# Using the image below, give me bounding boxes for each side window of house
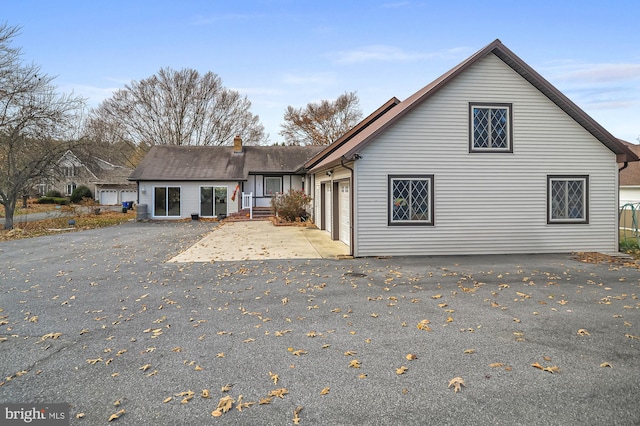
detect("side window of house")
[547,176,588,224]
[264,176,282,196]
[470,103,512,152]
[389,175,434,226]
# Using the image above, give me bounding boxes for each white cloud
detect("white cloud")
[546,62,640,83]
[282,72,336,86]
[331,45,470,64]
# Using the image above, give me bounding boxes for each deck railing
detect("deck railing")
[242,192,253,219]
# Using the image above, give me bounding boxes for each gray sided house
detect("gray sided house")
[305,39,638,257]
[43,150,136,204]
[128,138,322,220]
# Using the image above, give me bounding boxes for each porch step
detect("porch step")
[225,207,273,221]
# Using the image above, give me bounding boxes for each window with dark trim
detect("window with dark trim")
[264,176,282,196]
[547,176,588,224]
[469,103,512,152]
[388,175,434,226]
[154,186,181,217]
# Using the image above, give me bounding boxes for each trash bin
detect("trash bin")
[136,204,148,221]
[122,201,130,213]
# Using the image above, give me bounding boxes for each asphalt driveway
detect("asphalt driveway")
[1,221,639,425]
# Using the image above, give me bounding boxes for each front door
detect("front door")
[201,186,228,218]
[215,187,227,217]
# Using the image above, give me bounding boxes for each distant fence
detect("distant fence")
[619,203,640,247]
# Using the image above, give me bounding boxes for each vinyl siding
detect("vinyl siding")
[245,174,305,207]
[138,181,240,220]
[354,53,619,257]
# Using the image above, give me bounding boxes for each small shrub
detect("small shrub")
[80,196,99,206]
[271,189,312,222]
[36,197,69,205]
[70,185,92,203]
[45,190,63,198]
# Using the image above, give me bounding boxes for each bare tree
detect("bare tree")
[279,91,363,146]
[0,23,85,230]
[86,68,267,151]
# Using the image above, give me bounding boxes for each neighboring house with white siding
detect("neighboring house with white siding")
[305,39,638,257]
[128,137,322,220]
[619,140,640,206]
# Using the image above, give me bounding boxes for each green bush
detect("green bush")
[70,185,92,203]
[270,189,312,222]
[37,197,69,205]
[45,189,63,198]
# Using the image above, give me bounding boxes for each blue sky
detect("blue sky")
[4,0,640,143]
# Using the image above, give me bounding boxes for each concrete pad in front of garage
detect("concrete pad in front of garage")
[168,220,350,262]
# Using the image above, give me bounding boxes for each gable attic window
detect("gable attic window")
[469,103,512,152]
[547,176,588,224]
[64,166,76,177]
[388,175,434,226]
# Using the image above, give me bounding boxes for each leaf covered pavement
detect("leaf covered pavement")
[1,222,639,425]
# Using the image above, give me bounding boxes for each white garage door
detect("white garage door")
[121,190,137,203]
[339,182,350,246]
[324,184,332,235]
[99,190,118,205]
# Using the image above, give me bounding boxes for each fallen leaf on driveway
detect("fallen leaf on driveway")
[448,377,465,393]
[268,388,289,399]
[396,366,408,375]
[600,362,613,368]
[293,406,303,425]
[417,319,431,331]
[577,329,590,336]
[320,387,330,395]
[349,359,361,368]
[108,409,125,422]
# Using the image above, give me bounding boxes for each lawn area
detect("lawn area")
[0,199,135,241]
[0,198,67,217]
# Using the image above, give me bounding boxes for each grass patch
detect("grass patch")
[0,199,67,218]
[0,210,135,241]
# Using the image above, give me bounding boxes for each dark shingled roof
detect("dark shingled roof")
[129,145,324,181]
[619,140,640,186]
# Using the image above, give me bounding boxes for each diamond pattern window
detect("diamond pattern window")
[389,175,434,226]
[470,103,512,152]
[547,176,588,224]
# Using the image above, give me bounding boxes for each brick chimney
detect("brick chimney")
[233,135,243,153]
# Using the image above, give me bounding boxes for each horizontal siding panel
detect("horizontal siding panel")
[354,53,618,257]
